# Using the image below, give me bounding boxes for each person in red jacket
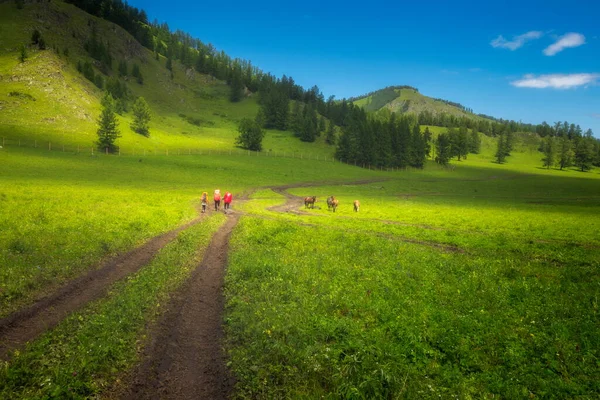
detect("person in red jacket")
[223,191,233,210]
[214,189,221,211]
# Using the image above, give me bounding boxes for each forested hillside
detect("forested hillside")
[1,0,599,172]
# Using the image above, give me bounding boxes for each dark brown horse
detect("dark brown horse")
[304,196,316,209]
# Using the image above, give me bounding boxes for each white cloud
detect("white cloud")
[543,33,586,56]
[591,113,600,119]
[491,31,543,50]
[511,73,599,89]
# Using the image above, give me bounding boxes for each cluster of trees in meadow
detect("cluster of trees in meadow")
[96,93,151,152]
[540,125,599,172]
[435,126,481,165]
[335,109,430,168]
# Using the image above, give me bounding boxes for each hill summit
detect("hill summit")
[351,86,476,118]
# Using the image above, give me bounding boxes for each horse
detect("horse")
[353,200,360,212]
[327,196,335,211]
[304,196,316,209]
[331,199,339,212]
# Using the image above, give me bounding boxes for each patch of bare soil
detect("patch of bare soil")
[120,214,239,400]
[0,214,205,361]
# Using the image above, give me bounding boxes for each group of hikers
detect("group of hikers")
[201,189,233,213]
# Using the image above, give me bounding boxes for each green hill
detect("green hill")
[353,86,482,119]
[0,1,335,158]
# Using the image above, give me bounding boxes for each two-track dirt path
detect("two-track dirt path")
[0,214,206,361]
[120,214,239,400]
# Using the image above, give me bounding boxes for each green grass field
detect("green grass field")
[226,162,600,398]
[1,1,599,398]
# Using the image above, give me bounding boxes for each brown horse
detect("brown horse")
[353,200,360,212]
[331,199,339,212]
[304,196,316,209]
[326,196,335,211]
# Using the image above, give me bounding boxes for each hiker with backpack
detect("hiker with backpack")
[201,191,208,213]
[214,189,221,211]
[223,191,233,210]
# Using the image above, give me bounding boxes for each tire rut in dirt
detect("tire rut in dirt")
[0,216,204,361]
[122,214,239,400]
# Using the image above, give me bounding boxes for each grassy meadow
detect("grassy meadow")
[0,147,379,318]
[1,1,599,398]
[226,158,600,398]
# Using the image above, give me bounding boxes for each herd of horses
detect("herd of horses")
[304,196,360,213]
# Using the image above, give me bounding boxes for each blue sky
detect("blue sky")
[128,0,599,136]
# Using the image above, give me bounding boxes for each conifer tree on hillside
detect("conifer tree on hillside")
[131,97,151,137]
[96,93,120,153]
[435,133,452,165]
[259,88,289,130]
[423,127,433,159]
[300,103,319,142]
[19,44,27,63]
[318,116,326,134]
[410,124,427,168]
[558,135,573,170]
[229,66,244,102]
[289,101,303,136]
[495,134,508,164]
[469,128,481,154]
[131,63,143,84]
[325,120,336,145]
[574,134,595,172]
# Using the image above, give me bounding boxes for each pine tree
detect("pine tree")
[457,125,469,160]
[435,133,452,165]
[19,44,27,63]
[229,67,244,102]
[542,135,555,169]
[574,136,595,172]
[558,135,573,170]
[469,128,481,154]
[289,101,303,135]
[495,134,507,164]
[255,108,266,128]
[132,63,143,84]
[96,93,120,153]
[318,116,326,134]
[300,103,318,142]
[410,123,427,168]
[325,120,336,145]
[236,117,265,151]
[131,97,151,137]
[423,127,432,159]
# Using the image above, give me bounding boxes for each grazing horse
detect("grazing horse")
[304,196,316,209]
[327,196,335,211]
[331,199,339,212]
[353,200,360,212]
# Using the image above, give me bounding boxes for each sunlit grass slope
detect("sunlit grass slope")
[0,1,336,159]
